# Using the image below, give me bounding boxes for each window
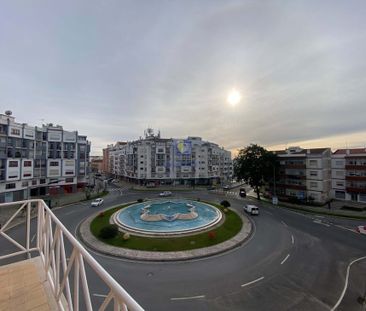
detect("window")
[335,171,344,177]
[310,171,317,176]
[359,194,366,202]
[22,181,29,187]
[309,160,317,167]
[310,182,318,188]
[65,178,74,183]
[335,160,344,166]
[24,161,32,167]
[6,183,16,189]
[9,161,18,167]
[11,128,20,136]
[335,191,345,199]
[50,161,59,167]
[40,179,46,184]
[336,181,344,187]
[65,171,74,175]
[32,180,37,185]
[23,173,32,177]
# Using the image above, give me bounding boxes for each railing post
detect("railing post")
[26,201,31,259]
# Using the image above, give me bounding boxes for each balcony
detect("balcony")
[346,187,366,194]
[345,165,366,170]
[0,199,144,311]
[283,164,306,169]
[345,175,366,181]
[277,183,306,190]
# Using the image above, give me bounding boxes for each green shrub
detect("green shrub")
[220,200,231,208]
[99,224,119,239]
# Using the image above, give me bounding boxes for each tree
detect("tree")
[234,144,278,200]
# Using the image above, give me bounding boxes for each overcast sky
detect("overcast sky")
[1,0,366,156]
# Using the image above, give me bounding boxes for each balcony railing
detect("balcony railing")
[346,187,366,194]
[345,165,366,170]
[345,175,366,181]
[0,199,144,311]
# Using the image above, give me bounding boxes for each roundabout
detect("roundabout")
[79,198,252,261]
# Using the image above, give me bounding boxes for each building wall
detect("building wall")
[0,112,90,203]
[108,134,232,184]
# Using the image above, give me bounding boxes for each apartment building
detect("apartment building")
[273,147,331,204]
[331,148,366,203]
[0,111,90,203]
[106,129,232,185]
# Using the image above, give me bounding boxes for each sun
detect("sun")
[227,88,241,106]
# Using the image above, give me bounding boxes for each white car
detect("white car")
[356,225,366,235]
[159,191,172,197]
[243,204,259,215]
[91,198,104,207]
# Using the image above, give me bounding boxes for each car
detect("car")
[356,225,366,234]
[243,204,259,215]
[207,186,216,190]
[239,188,246,197]
[91,198,104,207]
[159,191,172,197]
[223,185,230,191]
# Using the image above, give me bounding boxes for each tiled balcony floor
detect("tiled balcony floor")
[0,257,58,311]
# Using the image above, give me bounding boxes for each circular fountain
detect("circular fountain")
[113,199,222,236]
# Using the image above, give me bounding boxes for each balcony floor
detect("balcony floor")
[0,256,58,311]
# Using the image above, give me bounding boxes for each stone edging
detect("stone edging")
[77,206,253,262]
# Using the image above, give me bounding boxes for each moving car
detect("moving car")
[239,188,246,197]
[243,204,259,215]
[159,191,172,197]
[91,198,104,207]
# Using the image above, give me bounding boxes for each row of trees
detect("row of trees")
[234,144,279,200]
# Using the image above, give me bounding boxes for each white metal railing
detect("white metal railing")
[0,199,144,311]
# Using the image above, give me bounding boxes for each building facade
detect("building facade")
[331,148,366,203]
[274,147,331,204]
[0,111,90,203]
[106,129,232,185]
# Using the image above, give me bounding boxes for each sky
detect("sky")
[1,0,366,156]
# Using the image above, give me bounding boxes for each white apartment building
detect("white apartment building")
[0,111,90,203]
[107,129,232,185]
[331,148,366,203]
[274,147,331,203]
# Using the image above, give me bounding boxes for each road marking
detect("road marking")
[291,235,294,244]
[241,276,264,287]
[281,220,288,227]
[313,219,330,227]
[93,293,108,298]
[281,254,290,265]
[334,225,357,233]
[331,256,366,311]
[170,295,205,301]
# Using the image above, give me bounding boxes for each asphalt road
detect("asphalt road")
[1,186,366,311]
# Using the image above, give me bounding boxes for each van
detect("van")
[239,188,246,197]
[243,204,259,215]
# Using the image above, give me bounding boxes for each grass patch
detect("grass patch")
[90,201,243,252]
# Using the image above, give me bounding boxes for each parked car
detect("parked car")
[239,188,247,197]
[91,198,104,207]
[159,191,172,197]
[356,225,366,234]
[243,204,259,215]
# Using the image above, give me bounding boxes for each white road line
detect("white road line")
[291,235,294,244]
[334,225,357,233]
[241,276,264,287]
[281,254,290,265]
[313,219,330,227]
[281,220,287,227]
[170,295,205,301]
[331,255,366,311]
[93,293,108,298]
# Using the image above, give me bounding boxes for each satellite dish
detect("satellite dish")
[5,110,12,116]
